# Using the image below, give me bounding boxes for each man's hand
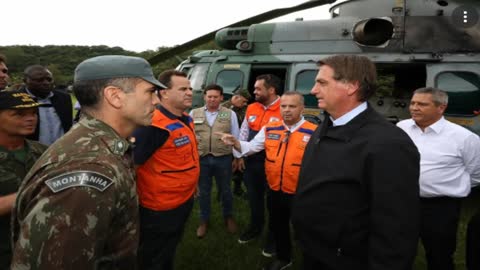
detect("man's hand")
[215,132,236,145]
[237,158,245,172]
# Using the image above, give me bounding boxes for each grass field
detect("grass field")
[174,186,480,270]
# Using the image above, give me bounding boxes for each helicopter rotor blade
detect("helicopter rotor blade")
[148,0,336,65]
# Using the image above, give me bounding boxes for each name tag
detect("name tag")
[174,136,191,147]
[269,117,280,122]
[267,133,281,140]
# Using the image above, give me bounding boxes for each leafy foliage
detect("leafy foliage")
[0,43,218,86]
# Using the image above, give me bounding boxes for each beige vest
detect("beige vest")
[191,106,233,157]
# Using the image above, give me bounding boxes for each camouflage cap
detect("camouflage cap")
[74,55,167,89]
[0,90,41,109]
[233,88,251,99]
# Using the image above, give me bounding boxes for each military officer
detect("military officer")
[11,55,162,269]
[222,88,251,125]
[0,91,47,270]
[222,88,251,196]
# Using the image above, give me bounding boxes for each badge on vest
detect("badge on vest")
[248,115,257,123]
[45,171,114,193]
[303,135,311,142]
[193,118,204,124]
[269,117,280,122]
[174,136,191,147]
[218,112,229,119]
[267,133,281,140]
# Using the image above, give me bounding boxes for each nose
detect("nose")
[311,84,319,95]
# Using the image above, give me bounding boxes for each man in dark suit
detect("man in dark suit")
[291,55,420,270]
[20,65,72,145]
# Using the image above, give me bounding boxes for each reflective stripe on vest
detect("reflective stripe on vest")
[264,121,317,194]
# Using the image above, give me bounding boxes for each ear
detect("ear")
[103,86,123,109]
[437,103,447,114]
[346,81,360,96]
[159,89,168,100]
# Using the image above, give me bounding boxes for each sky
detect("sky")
[2,0,333,52]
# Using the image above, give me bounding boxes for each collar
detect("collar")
[158,105,183,120]
[330,102,367,127]
[283,117,305,132]
[79,113,131,156]
[203,106,220,113]
[25,88,54,100]
[261,96,280,109]
[411,116,446,134]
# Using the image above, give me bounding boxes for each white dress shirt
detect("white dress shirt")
[330,102,367,126]
[234,118,306,158]
[397,117,480,198]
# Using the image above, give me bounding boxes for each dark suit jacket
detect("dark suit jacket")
[20,87,73,141]
[292,105,420,270]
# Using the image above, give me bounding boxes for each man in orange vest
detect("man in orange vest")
[133,70,200,270]
[238,74,282,257]
[219,91,317,270]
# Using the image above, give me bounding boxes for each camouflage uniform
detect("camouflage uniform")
[11,114,139,270]
[0,140,47,270]
[222,100,247,126]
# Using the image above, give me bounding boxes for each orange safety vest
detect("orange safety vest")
[136,109,200,211]
[264,120,317,194]
[245,100,281,140]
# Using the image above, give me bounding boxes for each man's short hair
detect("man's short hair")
[256,74,282,95]
[157,70,187,89]
[282,91,304,104]
[317,55,377,102]
[414,87,449,105]
[73,77,141,109]
[24,65,49,79]
[203,84,223,95]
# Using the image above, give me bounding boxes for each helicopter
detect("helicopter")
[149,0,480,135]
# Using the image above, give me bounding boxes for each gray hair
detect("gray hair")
[413,87,448,105]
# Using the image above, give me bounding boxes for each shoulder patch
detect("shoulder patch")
[45,171,114,193]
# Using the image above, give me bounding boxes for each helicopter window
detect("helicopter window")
[189,63,209,91]
[216,70,244,100]
[436,71,480,115]
[295,70,317,108]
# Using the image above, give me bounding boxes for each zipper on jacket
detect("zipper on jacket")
[279,130,290,190]
[162,166,196,173]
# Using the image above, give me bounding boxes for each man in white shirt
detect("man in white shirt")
[397,87,480,270]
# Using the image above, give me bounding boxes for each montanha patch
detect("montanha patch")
[45,171,114,193]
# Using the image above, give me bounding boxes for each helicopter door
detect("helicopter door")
[426,63,480,134]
